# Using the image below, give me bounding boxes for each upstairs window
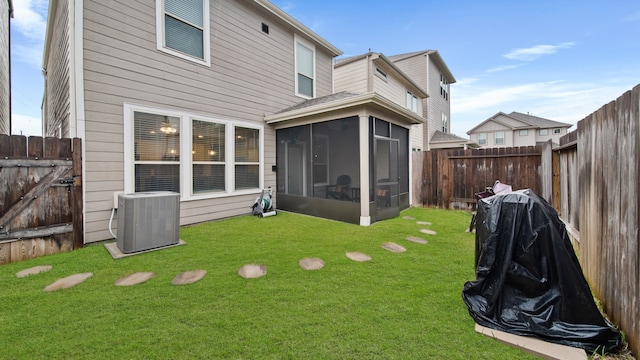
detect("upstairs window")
[477,133,486,145]
[539,129,549,136]
[519,129,528,136]
[442,113,449,133]
[495,131,505,145]
[157,0,210,66]
[553,128,562,134]
[440,74,449,101]
[295,36,315,98]
[406,92,419,113]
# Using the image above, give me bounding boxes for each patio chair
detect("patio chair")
[326,175,352,201]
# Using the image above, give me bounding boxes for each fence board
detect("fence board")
[563,84,640,357]
[421,146,544,210]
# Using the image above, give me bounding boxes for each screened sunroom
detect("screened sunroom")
[266,92,422,225]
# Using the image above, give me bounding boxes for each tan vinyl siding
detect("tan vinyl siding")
[334,59,368,94]
[427,57,449,142]
[43,0,71,137]
[80,0,333,242]
[0,0,9,134]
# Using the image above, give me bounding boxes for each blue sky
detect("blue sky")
[10,0,640,137]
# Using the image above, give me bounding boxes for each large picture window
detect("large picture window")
[126,104,262,198]
[295,36,315,98]
[157,0,210,66]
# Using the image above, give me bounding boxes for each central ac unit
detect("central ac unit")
[116,191,180,253]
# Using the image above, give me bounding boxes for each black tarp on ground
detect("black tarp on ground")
[462,189,621,352]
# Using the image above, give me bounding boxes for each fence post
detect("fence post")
[72,138,84,249]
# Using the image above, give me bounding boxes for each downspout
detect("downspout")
[8,0,13,134]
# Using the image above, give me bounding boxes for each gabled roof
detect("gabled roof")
[467,111,572,134]
[430,130,481,149]
[388,50,456,84]
[334,52,428,98]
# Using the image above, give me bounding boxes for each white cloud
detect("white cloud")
[621,11,640,22]
[486,64,523,73]
[12,114,42,136]
[13,44,44,68]
[11,0,48,41]
[504,42,575,61]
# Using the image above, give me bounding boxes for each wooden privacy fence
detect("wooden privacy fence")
[0,135,83,265]
[420,145,551,210]
[554,85,639,357]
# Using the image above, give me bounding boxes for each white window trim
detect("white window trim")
[553,128,562,134]
[539,129,549,136]
[477,133,487,145]
[124,103,263,200]
[495,131,505,144]
[519,129,528,136]
[294,34,316,99]
[155,0,211,67]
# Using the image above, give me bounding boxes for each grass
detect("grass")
[0,208,542,359]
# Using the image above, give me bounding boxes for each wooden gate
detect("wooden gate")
[0,135,83,265]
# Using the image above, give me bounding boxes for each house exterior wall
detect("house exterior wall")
[392,53,454,150]
[0,0,11,134]
[44,0,338,242]
[334,58,368,94]
[43,0,71,138]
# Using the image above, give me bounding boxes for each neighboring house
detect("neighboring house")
[388,50,458,150]
[42,0,420,243]
[0,0,12,135]
[333,52,428,152]
[467,111,572,148]
[429,130,480,150]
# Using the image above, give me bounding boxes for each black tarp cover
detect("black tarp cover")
[462,189,621,352]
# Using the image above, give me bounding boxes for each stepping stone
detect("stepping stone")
[417,221,432,226]
[403,216,416,220]
[44,272,93,292]
[16,265,52,278]
[172,270,207,285]
[381,242,406,253]
[299,257,325,271]
[238,264,267,279]
[115,272,155,286]
[346,252,372,262]
[420,229,437,235]
[406,236,428,244]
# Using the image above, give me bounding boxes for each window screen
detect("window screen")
[164,0,204,59]
[192,120,225,194]
[235,127,260,190]
[134,111,181,192]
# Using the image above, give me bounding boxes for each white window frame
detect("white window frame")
[539,129,549,136]
[495,131,505,145]
[156,0,211,67]
[477,133,486,145]
[124,103,263,200]
[553,128,562,134]
[294,34,316,99]
[406,91,419,113]
[442,112,449,133]
[519,129,528,136]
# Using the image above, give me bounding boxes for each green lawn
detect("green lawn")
[0,208,540,359]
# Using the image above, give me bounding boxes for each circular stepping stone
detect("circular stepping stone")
[406,236,428,244]
[403,216,416,220]
[299,257,325,271]
[172,270,207,285]
[346,252,372,262]
[420,229,437,235]
[44,272,93,292]
[417,221,432,226]
[16,265,52,278]
[115,272,155,286]
[238,264,267,279]
[381,242,407,253]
